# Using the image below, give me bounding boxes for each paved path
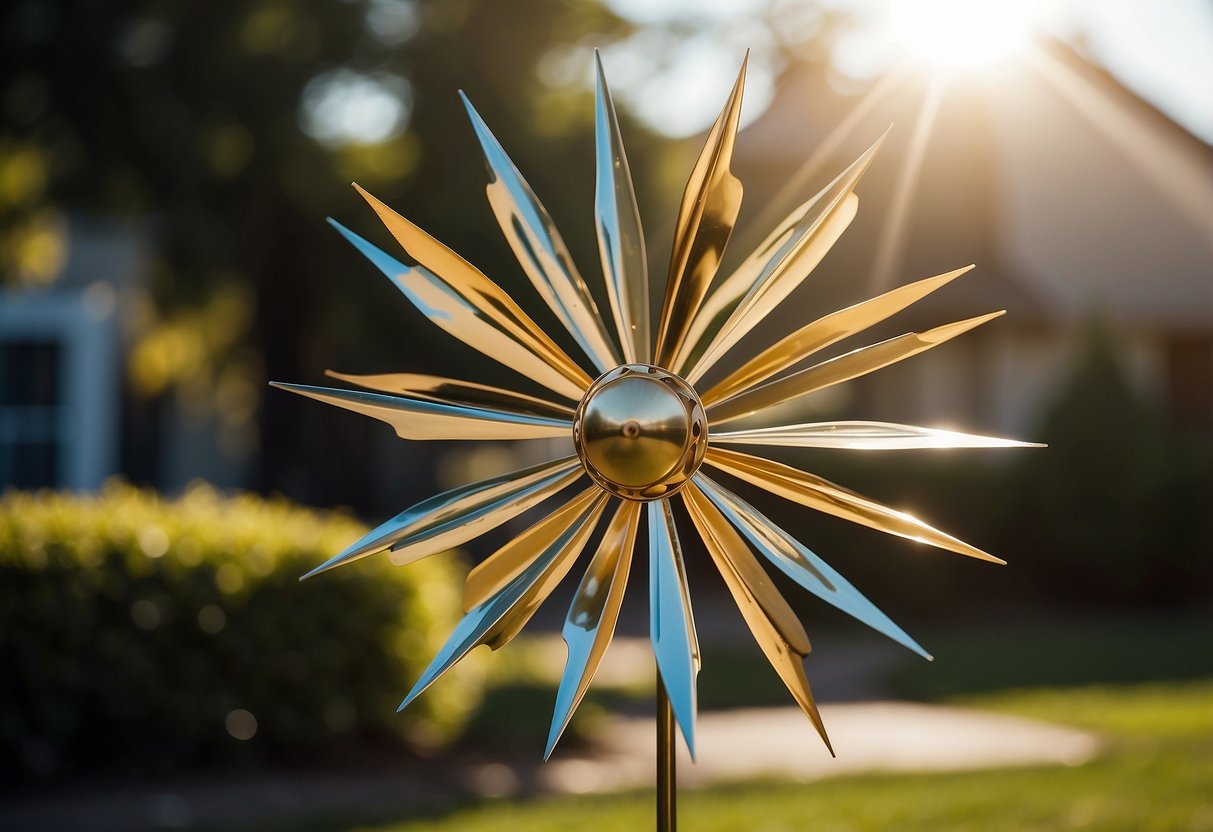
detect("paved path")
[532,701,1100,795]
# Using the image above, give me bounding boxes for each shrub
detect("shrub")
[995,324,1213,607]
[0,481,482,783]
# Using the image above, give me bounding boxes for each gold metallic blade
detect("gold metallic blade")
[326,370,574,420]
[652,54,747,367]
[649,498,701,758]
[712,420,1044,450]
[682,484,810,655]
[545,500,641,759]
[678,193,857,380]
[461,93,620,373]
[398,498,603,713]
[464,486,607,611]
[269,382,570,441]
[351,185,591,401]
[482,497,608,651]
[692,472,930,659]
[682,484,832,753]
[594,50,649,364]
[708,311,1005,426]
[701,266,974,406]
[300,456,581,580]
[680,131,888,379]
[705,446,1006,564]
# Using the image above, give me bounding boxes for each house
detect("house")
[717,39,1213,438]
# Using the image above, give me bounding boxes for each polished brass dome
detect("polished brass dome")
[573,364,707,501]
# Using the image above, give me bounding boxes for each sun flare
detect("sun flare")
[889,0,1035,69]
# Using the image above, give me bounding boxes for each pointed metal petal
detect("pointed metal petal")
[712,420,1045,450]
[461,93,620,373]
[649,498,699,758]
[693,473,931,660]
[594,51,649,365]
[682,483,834,752]
[653,54,747,367]
[679,193,857,381]
[546,500,641,759]
[299,456,582,580]
[269,382,570,441]
[681,484,810,654]
[326,370,573,420]
[704,447,1006,564]
[341,192,591,401]
[464,486,608,611]
[398,500,601,712]
[680,131,888,379]
[708,311,1005,426]
[701,265,974,406]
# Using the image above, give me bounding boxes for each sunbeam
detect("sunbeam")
[868,72,946,294]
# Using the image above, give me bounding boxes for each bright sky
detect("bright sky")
[600,0,1213,141]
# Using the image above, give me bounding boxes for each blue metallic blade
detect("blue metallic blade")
[461,92,620,373]
[269,382,571,441]
[546,500,640,759]
[300,456,582,580]
[398,491,604,712]
[694,473,931,660]
[593,50,649,365]
[327,218,587,401]
[649,498,700,759]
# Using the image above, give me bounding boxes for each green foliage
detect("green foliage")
[890,614,1213,702]
[0,481,482,783]
[997,324,1213,606]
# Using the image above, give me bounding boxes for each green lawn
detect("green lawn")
[328,679,1213,832]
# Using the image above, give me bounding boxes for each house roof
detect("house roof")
[720,38,1213,339]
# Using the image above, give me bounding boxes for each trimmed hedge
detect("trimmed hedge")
[0,481,482,782]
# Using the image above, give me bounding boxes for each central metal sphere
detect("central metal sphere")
[573,364,708,501]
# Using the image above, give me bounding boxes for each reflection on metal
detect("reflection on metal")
[462,93,620,373]
[683,482,832,752]
[594,50,650,366]
[350,190,590,401]
[269,382,571,441]
[463,486,607,611]
[299,456,582,580]
[679,132,887,380]
[649,498,699,758]
[653,55,746,368]
[547,500,641,759]
[573,364,707,501]
[397,495,602,712]
[276,55,1036,797]
[700,265,975,406]
[707,311,1005,426]
[326,370,574,419]
[705,446,1005,564]
[692,474,930,659]
[712,420,1044,451]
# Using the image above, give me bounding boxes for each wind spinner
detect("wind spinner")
[274,52,1035,828]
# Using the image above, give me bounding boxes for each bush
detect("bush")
[995,324,1213,607]
[0,481,482,783]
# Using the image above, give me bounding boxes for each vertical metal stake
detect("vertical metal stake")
[657,674,676,832]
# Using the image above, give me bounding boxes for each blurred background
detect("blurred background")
[2,0,1211,830]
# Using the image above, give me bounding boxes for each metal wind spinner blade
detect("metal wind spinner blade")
[461,92,620,373]
[594,50,650,365]
[276,56,1038,806]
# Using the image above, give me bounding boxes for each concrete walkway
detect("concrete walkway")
[533,701,1100,795]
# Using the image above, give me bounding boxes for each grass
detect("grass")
[194,614,1213,831]
[334,680,1213,832]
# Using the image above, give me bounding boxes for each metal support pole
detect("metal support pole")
[657,675,676,832]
